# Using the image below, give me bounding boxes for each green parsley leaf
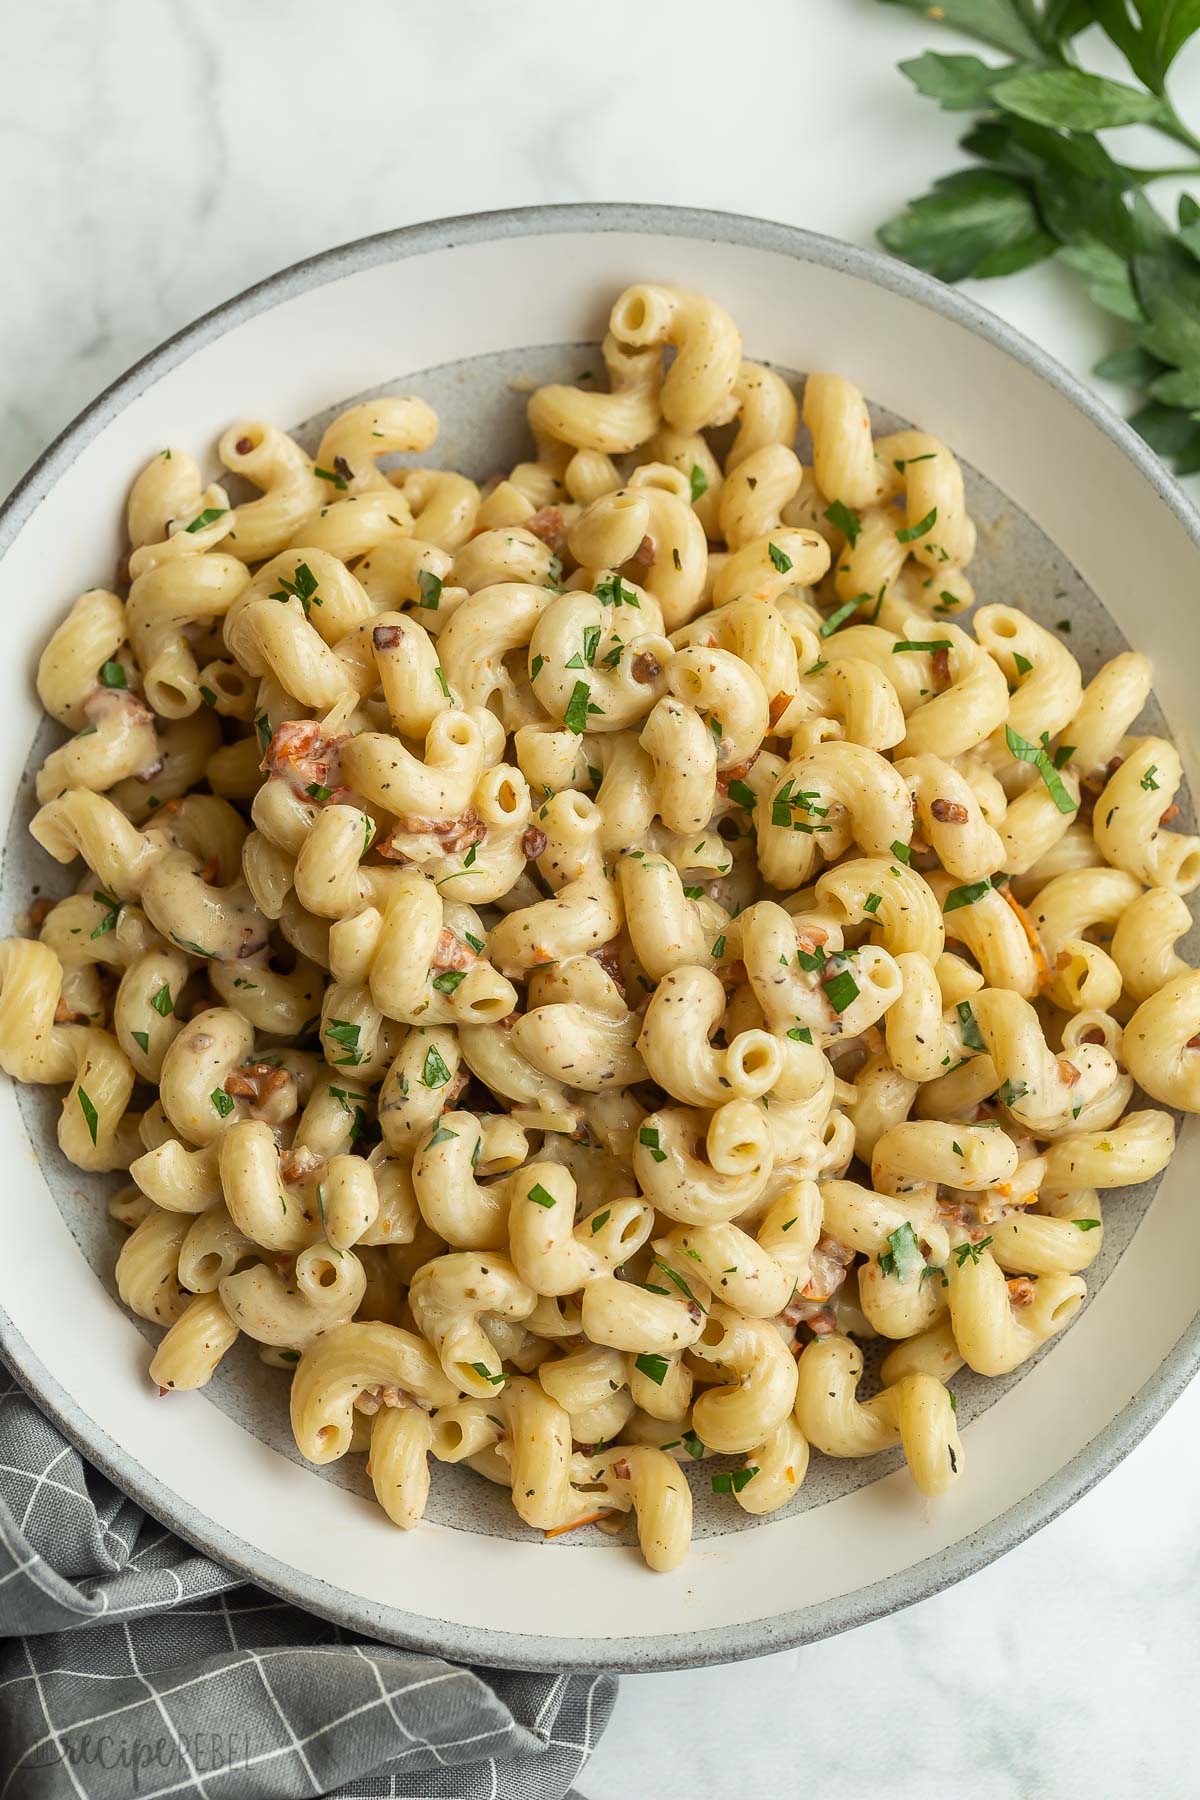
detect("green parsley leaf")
[464,931,486,955]
[956,1001,985,1052]
[99,660,126,689]
[891,840,912,864]
[426,1121,459,1147]
[954,1235,993,1269]
[422,1045,452,1088]
[689,464,708,502]
[1006,725,1077,814]
[528,1183,556,1208]
[325,1018,364,1066]
[768,541,793,573]
[824,500,861,545]
[593,572,640,608]
[1141,765,1160,791]
[997,1079,1029,1107]
[897,505,938,543]
[1074,1218,1102,1231]
[270,562,322,618]
[470,1362,506,1386]
[943,878,993,912]
[90,891,122,939]
[434,666,451,699]
[530,653,545,680]
[581,624,601,666]
[712,1466,758,1494]
[313,464,349,489]
[710,935,727,958]
[210,1088,235,1119]
[819,588,883,636]
[639,1125,667,1163]
[255,711,273,754]
[590,1209,611,1234]
[417,569,443,610]
[681,1430,705,1460]
[787,1026,813,1043]
[76,1086,99,1144]
[1013,652,1032,676]
[150,984,174,1018]
[131,1030,150,1054]
[726,778,757,813]
[863,892,883,914]
[305,782,333,802]
[892,638,952,654]
[432,969,466,995]
[634,1352,670,1385]
[823,968,859,1013]
[653,1258,706,1311]
[878,1220,923,1281]
[185,507,228,533]
[563,680,592,734]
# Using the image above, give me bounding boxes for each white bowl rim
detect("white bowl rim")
[2,201,1199,1672]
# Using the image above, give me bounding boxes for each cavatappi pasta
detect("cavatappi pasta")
[3,281,1195,1573]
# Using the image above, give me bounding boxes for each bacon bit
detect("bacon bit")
[795,926,829,956]
[611,1456,632,1481]
[54,998,89,1025]
[1007,1277,1036,1308]
[262,719,347,801]
[525,505,567,552]
[997,884,1052,992]
[1056,1059,1081,1087]
[444,1070,470,1107]
[930,798,969,825]
[1054,950,1072,971]
[225,1063,292,1107]
[544,1509,615,1538]
[931,646,952,686]
[768,692,791,730]
[235,435,254,455]
[589,945,625,994]
[521,826,548,860]
[432,927,481,972]
[630,651,662,685]
[158,1385,170,1397]
[1160,804,1180,825]
[389,811,487,856]
[280,1145,323,1185]
[632,533,655,566]
[372,624,404,652]
[29,897,55,931]
[716,752,760,795]
[802,1234,855,1302]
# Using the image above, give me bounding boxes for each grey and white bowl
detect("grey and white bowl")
[1,204,1198,1672]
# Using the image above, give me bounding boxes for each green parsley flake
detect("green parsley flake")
[943,879,993,912]
[325,1019,364,1066]
[824,500,861,546]
[590,1209,611,1234]
[639,1126,667,1163]
[150,984,174,1018]
[712,1466,758,1494]
[99,660,126,689]
[1006,726,1077,815]
[528,1183,556,1208]
[823,968,859,1014]
[417,569,443,610]
[878,1220,922,1281]
[422,1045,452,1088]
[210,1088,235,1119]
[634,1352,669,1386]
[897,505,937,543]
[77,1086,99,1145]
[432,969,466,995]
[768,541,793,573]
[185,507,228,533]
[689,464,708,503]
[563,680,592,734]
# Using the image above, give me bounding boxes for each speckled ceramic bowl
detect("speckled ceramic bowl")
[2,205,1198,1672]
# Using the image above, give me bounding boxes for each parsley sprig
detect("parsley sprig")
[875,0,1200,473]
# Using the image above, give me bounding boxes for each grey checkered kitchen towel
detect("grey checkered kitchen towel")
[0,1374,615,1799]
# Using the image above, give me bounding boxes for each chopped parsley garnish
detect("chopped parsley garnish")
[824,968,859,1013]
[943,879,993,912]
[634,1353,670,1386]
[653,1258,706,1311]
[434,666,451,699]
[824,500,861,546]
[77,1086,98,1145]
[768,541,793,573]
[530,653,545,681]
[639,1125,667,1163]
[528,1183,556,1208]
[255,711,273,754]
[892,638,952,654]
[1074,1219,1102,1232]
[426,1121,458,1147]
[99,660,126,689]
[954,1236,993,1268]
[1141,765,1160,791]
[185,507,228,533]
[270,562,322,618]
[563,679,593,734]
[464,931,485,955]
[173,937,214,958]
[689,464,708,503]
[891,840,911,864]
[131,1029,149,1054]
[325,1019,364,1066]
[590,1209,611,1234]
[680,1430,705,1460]
[150,984,174,1017]
[863,892,883,915]
[581,624,601,666]
[432,970,466,995]
[878,1220,922,1281]
[1013,652,1032,677]
[422,1045,452,1088]
[787,1026,813,1043]
[469,1363,506,1386]
[956,1002,985,1052]
[894,452,936,469]
[726,778,757,814]
[712,1466,758,1494]
[313,464,348,489]
[819,587,884,636]
[90,891,122,939]
[305,782,333,802]
[897,505,937,543]
[593,572,640,609]
[417,569,443,610]
[997,1079,1029,1108]
[709,715,725,756]
[1005,726,1077,815]
[711,935,726,958]
[199,685,218,709]
[210,1088,235,1119]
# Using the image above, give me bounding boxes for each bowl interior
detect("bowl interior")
[1,210,1198,1670]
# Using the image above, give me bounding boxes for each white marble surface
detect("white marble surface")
[3,3,1199,1796]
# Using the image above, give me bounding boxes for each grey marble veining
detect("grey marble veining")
[3,3,1199,1795]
